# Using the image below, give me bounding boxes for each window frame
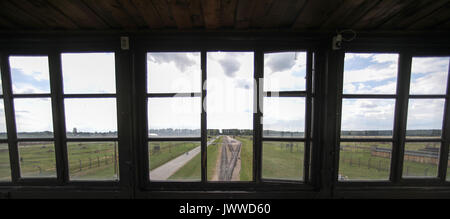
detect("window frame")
[137,45,316,191]
[336,49,450,187]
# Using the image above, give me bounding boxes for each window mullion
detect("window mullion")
[48,52,69,184]
[304,50,313,183]
[391,53,412,183]
[438,58,450,181]
[254,50,263,183]
[201,51,207,183]
[0,53,20,182]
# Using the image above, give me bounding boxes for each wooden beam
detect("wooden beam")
[321,0,379,29]
[168,0,194,29]
[0,0,56,29]
[352,0,411,30]
[235,0,258,29]
[201,0,220,29]
[379,0,448,30]
[9,0,79,29]
[47,0,109,29]
[408,1,450,30]
[292,0,343,29]
[129,0,164,29]
[220,0,238,27]
[151,0,177,28]
[81,0,138,29]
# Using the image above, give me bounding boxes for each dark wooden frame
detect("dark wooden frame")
[0,31,448,199]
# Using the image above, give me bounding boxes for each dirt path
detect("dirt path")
[149,136,219,180]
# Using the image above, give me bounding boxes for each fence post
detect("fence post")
[79,159,82,171]
[89,158,92,169]
[424,168,428,176]
[97,156,100,167]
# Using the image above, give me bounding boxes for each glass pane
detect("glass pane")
[65,98,117,138]
[0,100,6,139]
[403,142,440,178]
[14,98,53,138]
[0,143,11,181]
[263,97,305,138]
[262,141,304,180]
[147,52,201,93]
[406,99,445,138]
[62,53,116,94]
[148,97,200,137]
[339,142,391,181]
[207,52,253,181]
[341,99,395,138]
[264,52,306,91]
[67,141,119,181]
[9,56,50,94]
[149,141,200,181]
[19,141,56,178]
[343,53,398,94]
[410,57,449,95]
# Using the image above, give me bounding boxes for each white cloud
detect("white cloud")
[406,99,445,130]
[264,52,306,91]
[62,53,116,94]
[9,56,49,82]
[14,98,53,133]
[263,97,305,132]
[64,98,117,133]
[147,52,201,93]
[410,57,449,94]
[148,97,200,130]
[341,99,395,131]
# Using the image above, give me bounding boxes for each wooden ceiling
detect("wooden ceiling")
[0,0,449,33]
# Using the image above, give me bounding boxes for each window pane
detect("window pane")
[410,57,449,95]
[149,141,200,181]
[403,142,440,178]
[341,99,395,138]
[262,141,304,180]
[264,52,306,91]
[148,97,200,137]
[65,98,117,138]
[19,141,56,178]
[67,141,119,181]
[263,97,305,138]
[339,142,392,181]
[0,143,11,181]
[147,52,201,93]
[343,53,398,94]
[0,100,6,139]
[62,53,116,94]
[14,98,53,138]
[406,99,445,138]
[207,52,253,181]
[9,56,50,94]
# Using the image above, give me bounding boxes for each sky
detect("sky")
[0,52,448,137]
[341,54,449,132]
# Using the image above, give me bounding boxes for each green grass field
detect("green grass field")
[0,143,11,181]
[67,142,119,180]
[262,141,304,180]
[339,142,440,180]
[148,141,199,171]
[1,138,448,182]
[169,136,222,180]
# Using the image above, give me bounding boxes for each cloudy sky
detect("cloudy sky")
[342,53,449,132]
[0,52,447,137]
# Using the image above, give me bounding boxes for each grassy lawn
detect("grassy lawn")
[148,141,199,170]
[235,136,252,181]
[0,143,11,181]
[262,141,304,180]
[18,142,57,177]
[339,142,441,180]
[67,142,119,180]
[169,136,222,180]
